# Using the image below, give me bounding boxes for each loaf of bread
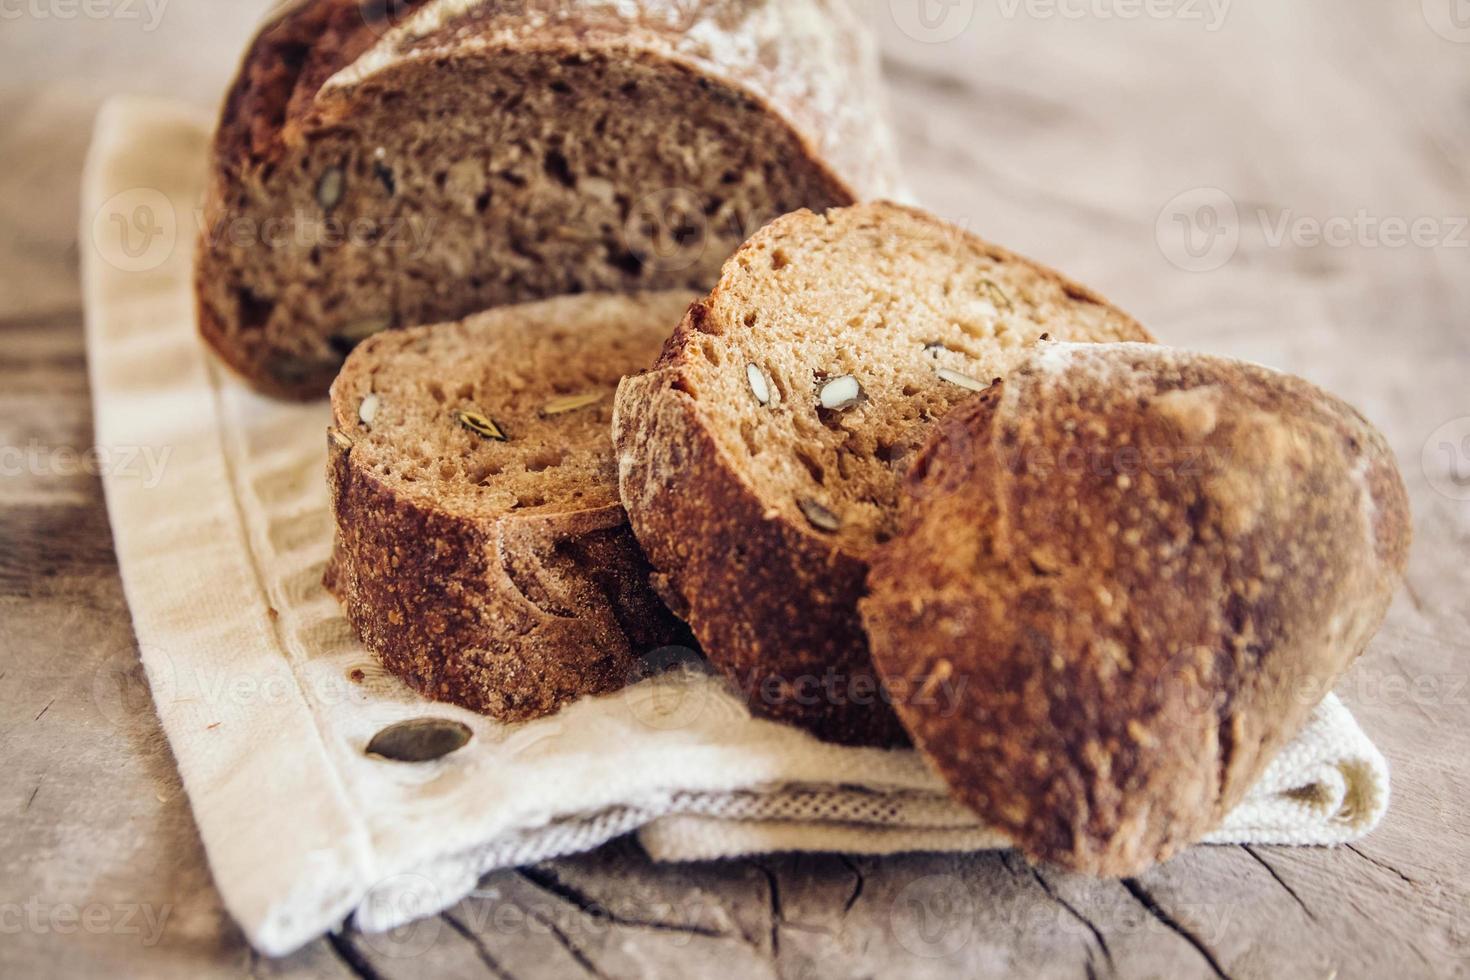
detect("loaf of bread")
[612,203,1153,745]
[324,291,697,722]
[197,0,900,398]
[861,342,1411,874]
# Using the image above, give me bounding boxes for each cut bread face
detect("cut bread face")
[861,343,1411,874]
[613,202,1153,745]
[197,0,898,398]
[326,291,697,723]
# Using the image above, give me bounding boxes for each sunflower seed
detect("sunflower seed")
[936,368,990,392]
[366,718,472,762]
[746,363,771,405]
[818,375,863,411]
[358,393,380,425]
[454,409,508,441]
[316,167,345,211]
[798,497,841,533]
[542,392,604,415]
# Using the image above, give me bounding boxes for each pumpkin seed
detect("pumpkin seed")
[818,375,863,411]
[542,392,604,416]
[366,718,472,762]
[454,409,508,441]
[936,368,990,392]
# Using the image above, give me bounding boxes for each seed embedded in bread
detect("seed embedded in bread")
[358,393,380,426]
[613,202,1153,746]
[315,167,344,212]
[747,364,773,406]
[542,392,605,416]
[194,0,902,399]
[326,291,698,723]
[799,497,841,533]
[455,410,508,442]
[936,368,990,392]
[818,375,863,411]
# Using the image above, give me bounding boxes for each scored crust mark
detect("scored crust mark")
[196,0,901,399]
[613,202,1154,746]
[861,342,1411,875]
[326,291,697,723]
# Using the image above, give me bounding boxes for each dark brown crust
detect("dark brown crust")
[860,343,1412,875]
[197,0,897,399]
[323,294,698,721]
[613,203,1154,747]
[613,369,909,746]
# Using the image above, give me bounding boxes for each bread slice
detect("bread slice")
[612,203,1154,745]
[861,342,1411,874]
[196,0,900,399]
[325,291,697,722]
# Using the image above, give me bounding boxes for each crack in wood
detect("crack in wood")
[1345,843,1419,886]
[751,861,782,961]
[440,910,516,980]
[515,867,727,938]
[1121,879,1232,980]
[521,904,610,980]
[1026,865,1114,969]
[1241,846,1317,922]
[33,698,54,722]
[835,855,865,916]
[325,929,386,980]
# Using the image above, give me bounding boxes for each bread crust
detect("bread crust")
[324,292,695,722]
[197,0,900,398]
[860,343,1412,874]
[613,202,1153,746]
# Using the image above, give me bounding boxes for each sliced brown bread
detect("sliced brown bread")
[325,291,697,722]
[612,202,1154,745]
[197,0,900,399]
[861,342,1411,874]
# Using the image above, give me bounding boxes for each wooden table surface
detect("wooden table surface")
[3,1,1468,976]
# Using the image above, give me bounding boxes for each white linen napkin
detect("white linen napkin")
[80,96,1390,958]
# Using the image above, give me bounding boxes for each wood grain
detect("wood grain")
[2,0,1468,976]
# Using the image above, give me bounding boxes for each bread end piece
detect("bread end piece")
[862,342,1411,875]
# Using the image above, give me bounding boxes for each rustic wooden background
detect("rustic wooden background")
[3,0,1468,976]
